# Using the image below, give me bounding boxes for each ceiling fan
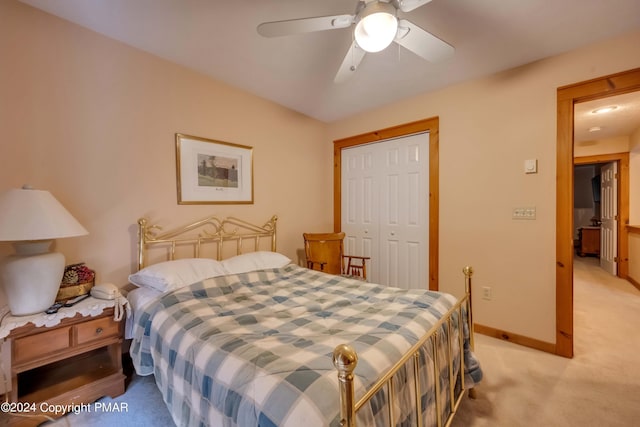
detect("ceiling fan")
[257,0,454,83]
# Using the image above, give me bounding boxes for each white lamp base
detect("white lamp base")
[1,242,64,316]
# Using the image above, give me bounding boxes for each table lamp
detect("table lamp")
[0,186,88,316]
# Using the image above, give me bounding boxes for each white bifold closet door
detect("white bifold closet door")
[341,132,429,289]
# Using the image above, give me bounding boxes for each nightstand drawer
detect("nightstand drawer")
[13,326,72,364]
[76,316,119,345]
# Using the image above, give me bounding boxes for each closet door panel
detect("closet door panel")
[342,145,379,281]
[342,132,429,288]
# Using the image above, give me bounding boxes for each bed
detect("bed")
[127,214,481,427]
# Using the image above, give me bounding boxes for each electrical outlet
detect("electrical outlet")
[482,286,492,300]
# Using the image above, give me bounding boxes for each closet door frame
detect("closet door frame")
[333,117,440,291]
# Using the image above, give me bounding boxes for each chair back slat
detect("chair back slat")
[303,232,346,275]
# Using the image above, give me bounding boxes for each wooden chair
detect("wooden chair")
[302,232,370,280]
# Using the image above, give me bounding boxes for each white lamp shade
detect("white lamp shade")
[354,3,398,53]
[0,187,88,241]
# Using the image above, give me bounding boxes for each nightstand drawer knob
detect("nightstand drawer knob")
[96,327,103,334]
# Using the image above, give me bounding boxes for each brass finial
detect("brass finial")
[463,266,473,277]
[333,344,358,373]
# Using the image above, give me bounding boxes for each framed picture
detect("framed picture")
[175,133,253,204]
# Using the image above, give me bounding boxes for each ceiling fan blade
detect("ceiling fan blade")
[257,14,354,38]
[394,19,454,62]
[393,0,433,13]
[334,41,366,83]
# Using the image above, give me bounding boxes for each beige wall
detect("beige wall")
[328,30,640,343]
[630,125,640,224]
[574,135,630,157]
[0,1,333,303]
[630,235,640,284]
[629,126,640,284]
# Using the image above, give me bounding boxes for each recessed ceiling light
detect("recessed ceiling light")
[591,106,618,114]
[588,126,602,132]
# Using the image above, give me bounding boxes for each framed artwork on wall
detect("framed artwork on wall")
[175,133,253,204]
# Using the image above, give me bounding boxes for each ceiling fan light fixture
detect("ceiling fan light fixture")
[354,2,398,53]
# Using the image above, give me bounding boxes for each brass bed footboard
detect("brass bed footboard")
[333,266,475,427]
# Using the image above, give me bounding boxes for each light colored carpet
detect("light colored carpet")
[48,256,640,426]
[452,256,640,427]
[44,372,174,427]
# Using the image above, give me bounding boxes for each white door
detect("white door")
[341,144,379,280]
[341,132,429,289]
[600,162,617,275]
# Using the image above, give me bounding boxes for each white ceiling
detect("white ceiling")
[575,92,640,143]
[19,0,640,123]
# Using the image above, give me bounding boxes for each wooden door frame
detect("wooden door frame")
[556,68,640,358]
[333,117,440,290]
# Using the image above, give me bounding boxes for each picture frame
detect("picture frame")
[175,133,253,204]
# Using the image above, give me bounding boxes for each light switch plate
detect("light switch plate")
[513,207,536,220]
[524,159,538,174]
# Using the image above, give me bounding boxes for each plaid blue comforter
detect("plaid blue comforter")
[130,264,470,427]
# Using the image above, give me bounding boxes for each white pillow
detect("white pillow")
[128,258,229,292]
[221,251,291,275]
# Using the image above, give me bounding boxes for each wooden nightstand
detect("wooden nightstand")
[1,307,125,426]
[578,226,601,257]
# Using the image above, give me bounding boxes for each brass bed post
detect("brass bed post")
[457,305,466,394]
[432,332,442,427]
[195,238,202,258]
[462,266,474,351]
[462,266,477,401]
[269,215,278,251]
[446,318,455,411]
[217,239,223,260]
[413,351,423,427]
[137,218,147,271]
[333,344,358,427]
[387,376,395,427]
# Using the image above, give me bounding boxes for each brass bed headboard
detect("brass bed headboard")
[137,215,278,270]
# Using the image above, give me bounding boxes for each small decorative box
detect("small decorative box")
[56,263,95,302]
